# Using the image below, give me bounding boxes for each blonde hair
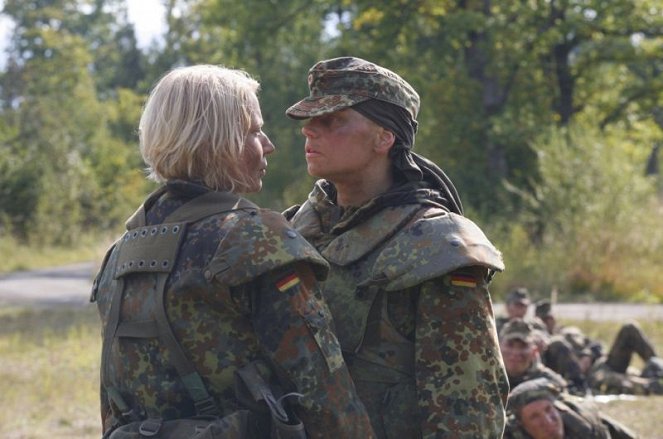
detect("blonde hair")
[139,64,260,192]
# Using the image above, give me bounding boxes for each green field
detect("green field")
[0,307,661,438]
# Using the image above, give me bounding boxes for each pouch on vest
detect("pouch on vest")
[106,410,254,439]
[234,361,307,439]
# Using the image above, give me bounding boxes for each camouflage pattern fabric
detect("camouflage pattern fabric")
[93,180,375,438]
[495,316,547,341]
[286,57,420,121]
[507,357,568,390]
[546,322,661,395]
[504,378,636,439]
[542,334,590,394]
[287,180,509,438]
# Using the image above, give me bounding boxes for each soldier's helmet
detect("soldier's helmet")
[500,318,535,344]
[507,377,562,417]
[286,56,420,121]
[506,287,531,306]
[535,299,552,319]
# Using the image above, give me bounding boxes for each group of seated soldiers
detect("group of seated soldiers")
[496,288,663,439]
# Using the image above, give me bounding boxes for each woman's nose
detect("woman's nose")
[301,123,317,139]
[262,134,275,154]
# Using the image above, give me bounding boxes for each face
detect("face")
[501,338,537,378]
[300,109,384,184]
[506,301,528,319]
[239,94,275,193]
[520,399,565,439]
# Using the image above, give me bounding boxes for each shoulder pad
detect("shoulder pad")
[282,204,301,221]
[373,209,504,291]
[206,209,329,287]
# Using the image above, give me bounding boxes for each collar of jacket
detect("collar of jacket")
[303,181,422,266]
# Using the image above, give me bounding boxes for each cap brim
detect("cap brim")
[502,334,532,343]
[286,95,370,119]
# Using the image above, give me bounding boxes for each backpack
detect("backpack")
[95,188,306,439]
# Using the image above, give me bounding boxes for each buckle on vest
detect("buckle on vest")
[194,397,220,416]
[138,418,162,436]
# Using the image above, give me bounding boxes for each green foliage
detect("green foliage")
[490,123,663,301]
[0,0,661,302]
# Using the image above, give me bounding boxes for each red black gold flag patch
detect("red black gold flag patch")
[276,272,300,292]
[450,274,477,288]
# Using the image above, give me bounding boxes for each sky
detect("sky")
[0,0,166,68]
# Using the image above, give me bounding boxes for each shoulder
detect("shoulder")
[375,207,505,291]
[532,363,568,388]
[205,208,329,287]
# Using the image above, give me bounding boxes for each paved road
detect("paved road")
[1,263,663,320]
[0,262,97,308]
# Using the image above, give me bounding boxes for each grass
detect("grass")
[0,234,114,274]
[0,308,661,438]
[0,306,101,439]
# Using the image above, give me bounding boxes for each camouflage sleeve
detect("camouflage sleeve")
[415,267,509,438]
[248,261,375,439]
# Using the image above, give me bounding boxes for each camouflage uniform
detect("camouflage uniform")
[587,323,663,395]
[504,378,637,439]
[286,181,509,438]
[92,180,375,438]
[536,302,662,396]
[499,319,568,390]
[495,288,547,338]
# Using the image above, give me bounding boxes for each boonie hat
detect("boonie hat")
[508,377,561,415]
[286,56,420,121]
[500,318,534,343]
[506,287,531,306]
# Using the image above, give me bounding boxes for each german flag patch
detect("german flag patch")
[276,272,300,292]
[450,274,477,288]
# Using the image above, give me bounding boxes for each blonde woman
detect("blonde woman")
[92,65,374,439]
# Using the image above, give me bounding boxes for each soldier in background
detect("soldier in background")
[284,56,508,438]
[500,318,567,390]
[496,287,547,337]
[92,65,374,438]
[536,300,663,396]
[504,377,637,439]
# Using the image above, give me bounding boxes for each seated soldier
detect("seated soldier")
[535,301,663,395]
[504,377,637,439]
[497,287,547,337]
[500,318,567,390]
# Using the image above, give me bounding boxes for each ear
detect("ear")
[374,128,396,155]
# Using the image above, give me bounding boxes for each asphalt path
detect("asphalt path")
[0,262,97,308]
[1,263,662,320]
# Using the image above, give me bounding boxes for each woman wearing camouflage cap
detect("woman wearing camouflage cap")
[285,56,508,438]
[92,65,374,438]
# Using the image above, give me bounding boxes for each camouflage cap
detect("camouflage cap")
[500,318,534,344]
[507,377,562,416]
[506,287,531,305]
[286,56,420,121]
[535,299,552,319]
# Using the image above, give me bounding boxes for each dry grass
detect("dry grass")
[0,306,101,439]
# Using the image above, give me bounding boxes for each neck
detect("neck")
[334,166,393,208]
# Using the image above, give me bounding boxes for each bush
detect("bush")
[488,124,663,302]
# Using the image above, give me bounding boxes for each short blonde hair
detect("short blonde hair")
[139,65,260,192]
